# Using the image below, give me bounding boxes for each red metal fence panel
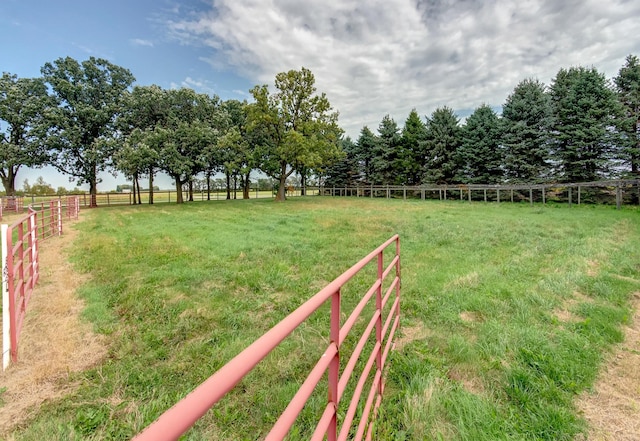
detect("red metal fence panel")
[0,196,24,221]
[1,210,38,368]
[134,234,401,441]
[2,197,80,369]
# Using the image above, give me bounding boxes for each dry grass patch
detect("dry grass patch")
[577,292,640,441]
[0,223,107,435]
[553,291,594,323]
[447,364,486,396]
[395,322,433,351]
[447,272,480,290]
[460,311,483,323]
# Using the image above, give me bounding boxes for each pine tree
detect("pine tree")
[457,105,503,183]
[372,115,402,185]
[400,109,427,185]
[549,67,622,182]
[614,54,640,177]
[502,79,551,182]
[354,126,378,184]
[424,107,462,184]
[324,137,359,187]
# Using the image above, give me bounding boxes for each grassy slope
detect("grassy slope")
[8,198,640,440]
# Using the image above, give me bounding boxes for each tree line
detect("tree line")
[2,55,639,205]
[324,56,640,189]
[1,59,341,205]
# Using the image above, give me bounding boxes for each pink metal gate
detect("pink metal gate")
[2,197,79,369]
[134,234,401,441]
[2,210,39,366]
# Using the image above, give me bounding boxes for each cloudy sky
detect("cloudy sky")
[2,0,640,190]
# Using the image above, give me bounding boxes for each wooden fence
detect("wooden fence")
[320,180,640,209]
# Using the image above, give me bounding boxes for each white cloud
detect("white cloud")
[170,76,218,96]
[130,38,154,47]
[169,0,640,137]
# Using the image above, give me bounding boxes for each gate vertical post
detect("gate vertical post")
[376,250,383,395]
[57,200,63,235]
[29,213,37,290]
[328,288,340,441]
[2,224,9,370]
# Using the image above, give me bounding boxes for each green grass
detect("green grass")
[7,197,640,440]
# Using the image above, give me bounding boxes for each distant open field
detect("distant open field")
[4,198,640,440]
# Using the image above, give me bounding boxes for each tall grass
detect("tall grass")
[7,198,640,440]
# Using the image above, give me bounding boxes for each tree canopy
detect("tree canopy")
[0,73,52,195]
[42,56,135,206]
[4,55,640,201]
[247,67,343,201]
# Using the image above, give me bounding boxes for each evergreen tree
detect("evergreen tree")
[324,137,359,187]
[400,109,427,185]
[457,104,503,183]
[354,126,378,184]
[549,67,622,182]
[501,79,551,182]
[424,107,462,184]
[372,115,402,185]
[614,54,640,176]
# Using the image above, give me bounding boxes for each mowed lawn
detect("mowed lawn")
[8,197,640,440]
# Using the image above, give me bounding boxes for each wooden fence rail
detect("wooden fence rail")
[320,179,640,209]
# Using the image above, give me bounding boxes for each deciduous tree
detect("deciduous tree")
[42,56,135,207]
[247,67,343,201]
[0,73,52,195]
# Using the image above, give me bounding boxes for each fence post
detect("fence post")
[568,188,572,207]
[542,186,546,205]
[2,224,9,370]
[616,183,622,209]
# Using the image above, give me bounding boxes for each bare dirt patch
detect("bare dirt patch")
[577,292,640,441]
[0,222,107,435]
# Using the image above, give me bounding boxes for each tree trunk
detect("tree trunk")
[233,176,237,200]
[275,172,287,201]
[206,171,211,201]
[243,172,250,199]
[148,167,154,205]
[174,175,184,204]
[89,162,98,207]
[134,173,142,205]
[300,173,306,196]
[1,166,18,196]
[226,172,231,200]
[188,180,194,202]
[89,180,97,207]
